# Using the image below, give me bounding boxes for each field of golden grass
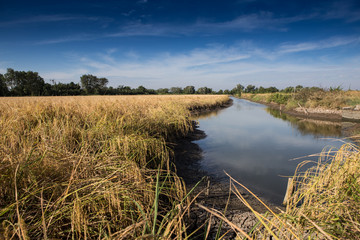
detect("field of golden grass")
[0,95,229,239]
[2,94,359,239]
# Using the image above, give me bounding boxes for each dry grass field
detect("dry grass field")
[2,94,359,239]
[0,95,229,239]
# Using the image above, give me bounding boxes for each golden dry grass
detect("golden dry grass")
[0,94,229,239]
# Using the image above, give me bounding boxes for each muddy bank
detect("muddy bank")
[244,98,343,121]
[242,96,360,122]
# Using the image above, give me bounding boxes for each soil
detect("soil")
[171,99,280,239]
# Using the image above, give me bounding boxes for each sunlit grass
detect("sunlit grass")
[0,94,229,239]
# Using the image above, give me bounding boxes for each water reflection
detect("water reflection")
[266,108,342,138]
[195,98,347,204]
[195,108,226,120]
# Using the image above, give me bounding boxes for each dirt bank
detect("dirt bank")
[242,97,360,140]
[246,98,343,121]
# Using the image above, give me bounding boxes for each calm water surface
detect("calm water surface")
[195,98,348,204]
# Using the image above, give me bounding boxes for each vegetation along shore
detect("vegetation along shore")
[0,95,230,239]
[241,87,360,121]
[1,74,360,239]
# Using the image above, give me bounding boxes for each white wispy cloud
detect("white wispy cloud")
[31,11,330,45]
[37,12,310,44]
[278,36,360,54]
[0,15,105,28]
[36,34,97,45]
[108,12,311,38]
[194,12,311,32]
[41,40,360,89]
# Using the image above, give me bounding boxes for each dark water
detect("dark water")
[195,98,349,205]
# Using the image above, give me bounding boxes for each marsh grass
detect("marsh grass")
[284,143,360,239]
[0,95,229,239]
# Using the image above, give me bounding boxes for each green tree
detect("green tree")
[3,68,45,96]
[245,84,257,93]
[0,73,8,96]
[295,85,304,92]
[183,85,195,94]
[117,86,132,95]
[265,86,279,93]
[136,85,147,94]
[257,86,266,93]
[42,83,53,96]
[50,81,82,96]
[170,87,183,94]
[282,86,295,93]
[197,87,212,94]
[157,88,169,94]
[146,88,156,95]
[80,74,108,95]
[230,84,244,95]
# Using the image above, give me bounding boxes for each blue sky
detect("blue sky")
[1,0,360,90]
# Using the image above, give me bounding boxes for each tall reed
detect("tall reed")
[0,95,229,239]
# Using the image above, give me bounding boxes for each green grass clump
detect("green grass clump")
[346,98,360,107]
[251,94,268,103]
[267,93,291,105]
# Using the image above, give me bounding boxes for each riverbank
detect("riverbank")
[241,92,360,140]
[180,96,360,239]
[241,90,360,120]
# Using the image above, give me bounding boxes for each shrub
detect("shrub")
[268,93,291,105]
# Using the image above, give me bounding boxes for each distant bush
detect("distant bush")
[268,93,290,105]
[292,87,322,105]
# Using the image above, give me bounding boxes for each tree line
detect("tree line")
[0,69,225,96]
[0,68,308,97]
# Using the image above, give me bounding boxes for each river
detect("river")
[195,97,349,205]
